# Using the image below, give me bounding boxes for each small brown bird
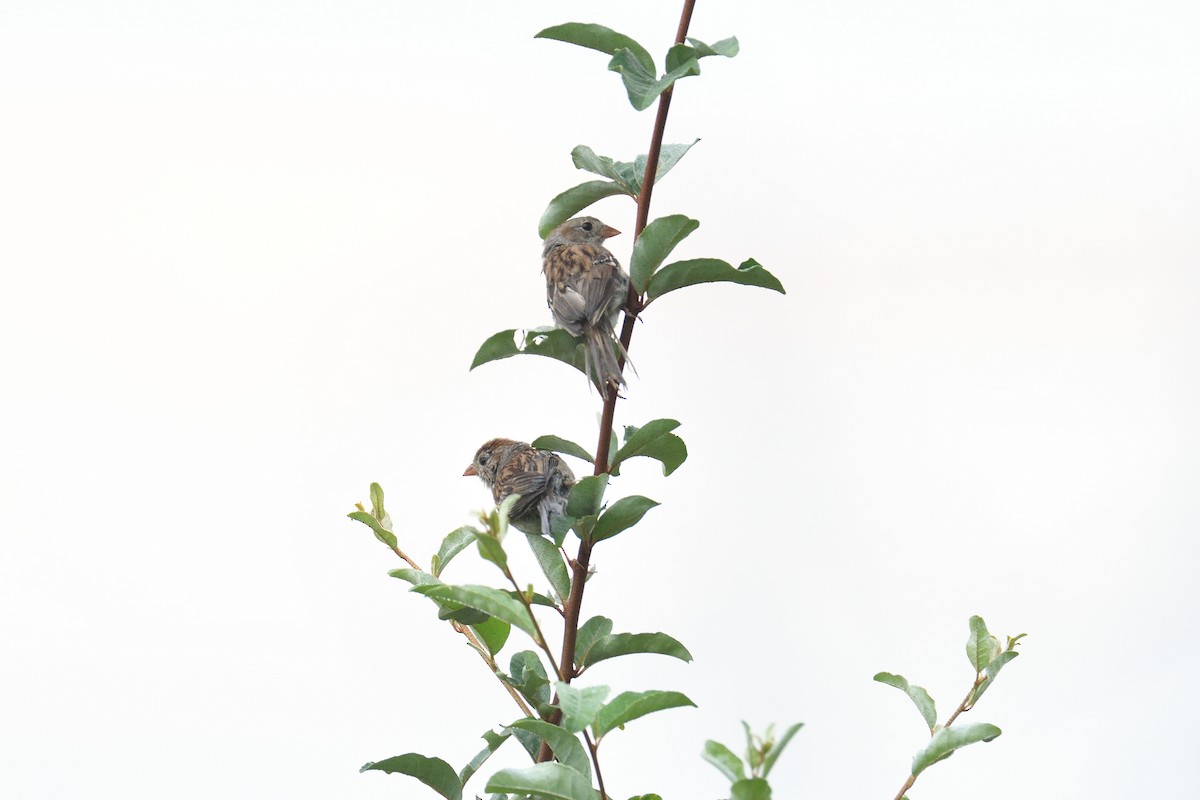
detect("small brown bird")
[542,216,631,389]
[464,438,576,537]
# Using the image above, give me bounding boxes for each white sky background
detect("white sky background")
[1,0,1197,797]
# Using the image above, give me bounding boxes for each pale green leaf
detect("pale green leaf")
[911,722,1002,776]
[874,672,937,731]
[646,258,785,301]
[592,690,695,739]
[360,753,462,800]
[485,763,599,800]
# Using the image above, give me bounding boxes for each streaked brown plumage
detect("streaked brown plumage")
[542,216,631,389]
[464,438,576,537]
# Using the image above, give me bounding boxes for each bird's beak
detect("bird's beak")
[463,464,478,477]
[601,225,621,239]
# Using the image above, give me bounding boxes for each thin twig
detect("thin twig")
[890,673,988,800]
[504,566,566,682]
[385,544,534,718]
[583,730,608,800]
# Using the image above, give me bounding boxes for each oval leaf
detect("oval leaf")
[433,526,476,577]
[567,475,608,517]
[508,650,551,706]
[556,682,610,734]
[412,584,537,639]
[591,496,659,542]
[612,419,687,476]
[574,616,615,669]
[535,22,654,74]
[540,180,631,238]
[966,616,1002,673]
[471,328,586,376]
[524,533,571,605]
[647,258,785,301]
[629,216,699,293]
[570,146,639,193]
[874,672,937,731]
[593,689,695,739]
[347,510,398,550]
[471,617,511,658]
[485,762,599,800]
[730,778,772,800]
[579,631,692,669]
[531,435,595,465]
[507,719,591,780]
[701,740,746,783]
[911,722,1002,776]
[360,753,462,800]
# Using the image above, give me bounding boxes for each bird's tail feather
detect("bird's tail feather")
[584,327,631,391]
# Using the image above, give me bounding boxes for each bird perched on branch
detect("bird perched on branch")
[464,438,575,537]
[542,216,632,390]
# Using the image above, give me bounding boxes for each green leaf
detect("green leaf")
[966,616,1002,673]
[607,47,700,112]
[347,510,397,550]
[664,43,702,76]
[432,527,477,578]
[471,617,511,658]
[574,616,614,669]
[531,435,595,465]
[686,36,740,58]
[535,22,654,74]
[360,753,462,800]
[630,139,699,197]
[593,690,696,739]
[525,533,571,605]
[411,584,537,639]
[647,258,785,301]
[611,419,687,476]
[874,672,938,731]
[391,569,484,623]
[911,722,1002,776]
[761,721,804,778]
[629,216,699,293]
[730,778,772,800]
[507,719,591,780]
[579,631,692,668]
[504,588,559,609]
[459,729,511,788]
[470,327,586,377]
[473,531,508,572]
[508,651,551,707]
[567,475,608,517]
[571,145,640,194]
[539,180,630,239]
[591,496,659,542]
[973,650,1020,705]
[701,740,745,783]
[369,482,386,521]
[485,762,599,800]
[556,682,610,734]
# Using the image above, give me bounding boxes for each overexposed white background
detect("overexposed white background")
[2,1,1197,798]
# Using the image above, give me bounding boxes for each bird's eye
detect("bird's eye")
[581,221,594,232]
[478,453,490,464]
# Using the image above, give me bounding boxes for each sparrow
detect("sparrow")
[542,216,632,390]
[464,438,576,537]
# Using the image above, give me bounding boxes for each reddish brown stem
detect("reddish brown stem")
[537,0,697,769]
